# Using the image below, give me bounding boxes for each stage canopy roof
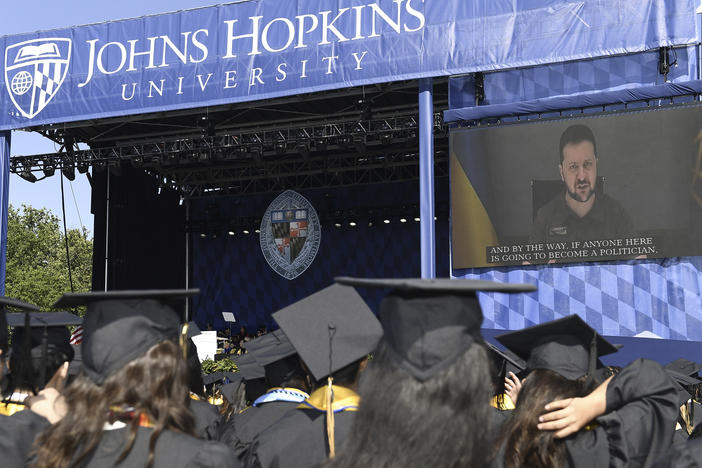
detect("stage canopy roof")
[0,0,696,133]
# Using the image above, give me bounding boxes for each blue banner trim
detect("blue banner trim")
[444,80,702,123]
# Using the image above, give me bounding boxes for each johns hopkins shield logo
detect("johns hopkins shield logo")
[4,38,71,119]
[260,190,321,280]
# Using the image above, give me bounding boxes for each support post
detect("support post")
[0,132,10,294]
[103,171,110,291]
[419,78,436,278]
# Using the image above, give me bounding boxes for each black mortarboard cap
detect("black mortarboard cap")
[664,359,702,406]
[8,312,81,363]
[52,289,199,385]
[665,359,702,378]
[335,277,535,381]
[234,353,265,380]
[202,371,225,386]
[245,330,301,387]
[186,321,202,339]
[486,342,526,377]
[245,330,296,367]
[7,311,82,328]
[220,378,245,405]
[496,315,618,380]
[273,284,383,382]
[666,369,701,406]
[0,297,39,352]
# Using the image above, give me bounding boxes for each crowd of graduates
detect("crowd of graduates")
[0,277,701,467]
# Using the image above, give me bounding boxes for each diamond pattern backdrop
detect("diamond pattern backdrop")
[455,257,702,341]
[191,180,450,332]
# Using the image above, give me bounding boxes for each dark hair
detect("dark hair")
[559,124,597,163]
[326,340,492,468]
[33,339,195,468]
[314,359,362,389]
[265,355,308,391]
[7,327,74,396]
[496,369,586,468]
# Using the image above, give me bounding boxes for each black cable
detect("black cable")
[60,174,75,293]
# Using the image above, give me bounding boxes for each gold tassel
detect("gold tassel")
[180,323,190,360]
[326,376,335,458]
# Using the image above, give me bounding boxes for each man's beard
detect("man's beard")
[566,181,595,203]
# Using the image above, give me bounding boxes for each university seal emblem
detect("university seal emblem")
[260,190,321,280]
[4,38,71,119]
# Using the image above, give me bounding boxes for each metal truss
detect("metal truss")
[11,112,448,196]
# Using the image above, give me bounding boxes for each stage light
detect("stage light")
[131,155,144,167]
[19,167,37,183]
[400,218,407,223]
[296,140,310,159]
[315,138,327,151]
[42,160,55,177]
[62,163,75,181]
[255,229,260,234]
[383,219,390,224]
[228,230,235,236]
[243,229,250,235]
[414,217,420,222]
[338,135,353,147]
[274,137,287,154]
[349,221,357,227]
[179,197,184,206]
[200,233,206,238]
[368,221,374,227]
[334,222,342,228]
[77,160,89,174]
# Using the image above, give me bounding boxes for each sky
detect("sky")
[2,0,224,232]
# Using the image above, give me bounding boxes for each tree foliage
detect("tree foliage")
[5,204,92,311]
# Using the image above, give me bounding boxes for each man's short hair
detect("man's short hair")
[559,124,597,163]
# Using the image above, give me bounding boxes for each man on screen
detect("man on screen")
[529,124,633,243]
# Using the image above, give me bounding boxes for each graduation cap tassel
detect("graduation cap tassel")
[21,312,37,395]
[39,324,48,390]
[585,332,598,389]
[180,323,190,360]
[326,324,336,459]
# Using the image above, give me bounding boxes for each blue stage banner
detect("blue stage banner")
[0,0,697,130]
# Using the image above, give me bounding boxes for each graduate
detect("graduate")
[32,289,239,468]
[3,310,80,415]
[0,298,77,468]
[246,283,383,468]
[327,277,535,468]
[491,315,679,468]
[221,329,310,460]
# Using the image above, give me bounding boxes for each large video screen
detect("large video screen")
[450,104,702,269]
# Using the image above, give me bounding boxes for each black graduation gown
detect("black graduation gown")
[246,408,356,468]
[190,397,223,440]
[73,426,239,468]
[221,400,299,458]
[651,437,702,468]
[487,406,512,446]
[0,409,50,468]
[489,359,678,468]
[564,359,678,468]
